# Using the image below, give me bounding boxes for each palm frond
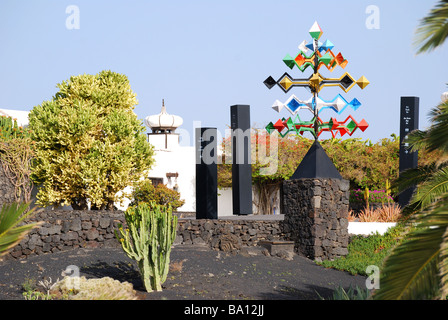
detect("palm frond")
[373,226,443,300]
[392,163,448,218]
[414,0,448,54]
[422,197,448,299]
[412,166,448,212]
[374,196,448,300]
[406,129,429,153]
[440,227,448,298]
[392,163,440,195]
[0,202,42,257]
[424,101,448,154]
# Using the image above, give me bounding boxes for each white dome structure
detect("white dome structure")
[145,99,183,133]
[140,99,196,214]
[442,92,448,103]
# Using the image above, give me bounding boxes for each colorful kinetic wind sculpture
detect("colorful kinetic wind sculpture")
[264,21,370,139]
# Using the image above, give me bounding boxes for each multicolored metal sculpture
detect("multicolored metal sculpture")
[264,21,370,139]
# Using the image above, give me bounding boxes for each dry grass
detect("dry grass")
[358,207,381,222]
[375,203,402,222]
[169,259,187,273]
[348,210,357,222]
[350,203,402,222]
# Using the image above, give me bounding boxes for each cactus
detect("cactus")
[363,187,370,210]
[0,115,28,141]
[115,202,178,292]
[385,179,391,201]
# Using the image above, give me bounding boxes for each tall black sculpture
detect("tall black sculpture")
[195,127,218,219]
[231,105,253,215]
[398,96,419,208]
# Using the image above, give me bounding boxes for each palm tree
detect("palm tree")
[373,97,448,300]
[414,0,448,54]
[373,0,448,300]
[0,202,41,257]
[394,100,448,215]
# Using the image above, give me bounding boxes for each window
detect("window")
[149,177,164,187]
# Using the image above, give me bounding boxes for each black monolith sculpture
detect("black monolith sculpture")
[398,96,419,208]
[195,127,218,219]
[231,105,253,215]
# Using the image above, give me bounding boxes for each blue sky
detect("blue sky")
[0,0,447,144]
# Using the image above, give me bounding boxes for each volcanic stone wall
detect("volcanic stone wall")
[3,210,285,261]
[176,219,285,252]
[282,178,350,262]
[4,175,351,262]
[5,210,125,260]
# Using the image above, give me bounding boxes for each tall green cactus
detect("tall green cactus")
[0,115,28,141]
[115,202,178,292]
[364,187,370,210]
[385,179,391,200]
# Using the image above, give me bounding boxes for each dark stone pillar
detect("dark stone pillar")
[282,178,350,262]
[195,127,218,219]
[399,96,419,208]
[230,105,252,215]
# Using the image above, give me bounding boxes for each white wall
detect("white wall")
[0,109,30,127]
[144,133,196,212]
[348,222,396,235]
[148,146,196,212]
[218,188,233,217]
[218,187,282,216]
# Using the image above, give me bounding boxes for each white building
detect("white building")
[142,100,196,213]
[0,109,30,127]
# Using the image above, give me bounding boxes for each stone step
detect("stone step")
[258,240,295,255]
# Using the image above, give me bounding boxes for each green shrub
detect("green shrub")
[29,70,154,210]
[130,179,185,211]
[318,285,372,300]
[317,224,407,275]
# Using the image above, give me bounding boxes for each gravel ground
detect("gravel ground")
[0,244,367,301]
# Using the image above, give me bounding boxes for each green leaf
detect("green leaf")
[0,202,42,257]
[374,196,448,300]
[28,71,154,209]
[414,0,448,54]
[413,166,448,211]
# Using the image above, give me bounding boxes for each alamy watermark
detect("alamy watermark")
[66,5,80,30]
[61,265,80,290]
[189,126,279,176]
[365,5,380,30]
[365,265,380,289]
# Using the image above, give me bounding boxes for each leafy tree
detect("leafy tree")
[218,131,405,214]
[130,179,185,211]
[29,70,154,210]
[218,130,311,215]
[321,136,400,191]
